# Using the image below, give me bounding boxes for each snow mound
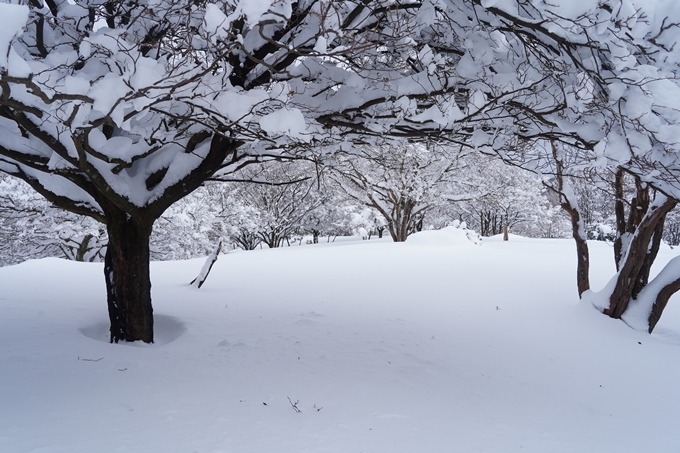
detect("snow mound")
[406,225,481,247]
[79,314,185,346]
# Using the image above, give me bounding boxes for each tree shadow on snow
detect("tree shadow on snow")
[79,314,186,346]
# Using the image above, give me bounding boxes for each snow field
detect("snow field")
[1,233,680,452]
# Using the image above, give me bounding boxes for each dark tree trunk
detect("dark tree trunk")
[480,212,488,236]
[632,216,665,299]
[387,199,417,242]
[260,231,284,248]
[492,213,501,235]
[105,211,154,343]
[390,224,410,242]
[614,173,650,271]
[558,180,590,297]
[503,225,509,241]
[648,274,680,333]
[605,196,676,319]
[414,214,424,233]
[548,141,590,297]
[75,234,94,262]
[5,126,242,345]
[562,193,590,297]
[613,169,627,269]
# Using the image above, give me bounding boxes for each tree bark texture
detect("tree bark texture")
[75,234,94,262]
[550,141,590,297]
[605,196,676,319]
[561,194,590,297]
[613,169,627,269]
[387,198,418,242]
[105,211,154,343]
[614,172,650,271]
[648,276,680,333]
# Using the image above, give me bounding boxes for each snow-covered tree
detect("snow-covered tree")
[455,155,559,239]
[219,195,264,251]
[149,186,222,260]
[0,174,105,266]
[4,0,680,340]
[222,161,327,248]
[330,143,476,242]
[543,140,679,333]
[298,197,351,244]
[0,1,450,342]
[663,208,680,247]
[444,1,680,333]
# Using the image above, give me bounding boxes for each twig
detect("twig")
[78,356,103,362]
[287,397,301,413]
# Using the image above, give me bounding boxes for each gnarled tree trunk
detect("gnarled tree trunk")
[605,194,676,319]
[614,175,666,300]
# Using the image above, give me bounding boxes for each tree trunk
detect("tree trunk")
[503,225,508,241]
[605,195,676,319]
[632,216,665,299]
[388,200,417,242]
[549,141,590,297]
[75,234,94,262]
[191,241,222,289]
[613,169,627,269]
[105,212,154,343]
[562,194,590,297]
[647,275,680,333]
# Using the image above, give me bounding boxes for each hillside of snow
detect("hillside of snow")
[2,232,680,452]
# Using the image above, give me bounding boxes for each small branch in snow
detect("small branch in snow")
[78,356,103,362]
[287,397,301,413]
[190,241,222,289]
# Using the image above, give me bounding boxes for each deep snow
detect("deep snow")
[1,232,680,452]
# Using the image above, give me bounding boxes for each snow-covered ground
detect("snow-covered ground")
[2,231,680,452]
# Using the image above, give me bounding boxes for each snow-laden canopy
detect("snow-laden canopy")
[1,0,679,212]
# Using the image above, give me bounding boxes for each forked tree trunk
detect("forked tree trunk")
[632,216,665,299]
[613,175,665,300]
[105,211,154,343]
[548,151,680,330]
[387,199,418,242]
[605,195,676,319]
